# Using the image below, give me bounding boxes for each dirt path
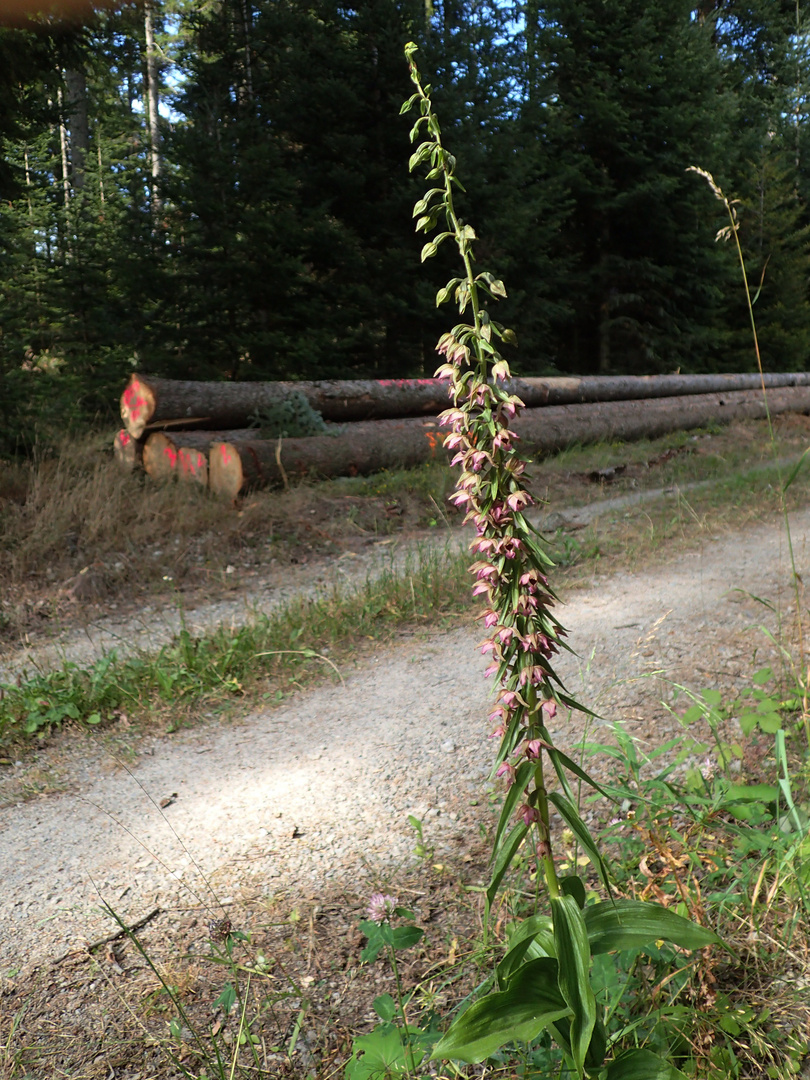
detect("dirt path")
[1,503,806,980]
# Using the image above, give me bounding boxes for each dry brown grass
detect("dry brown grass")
[2,414,810,647]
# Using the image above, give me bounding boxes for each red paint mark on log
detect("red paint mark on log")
[163,445,178,468]
[119,431,131,446]
[179,449,204,475]
[220,444,232,465]
[122,381,146,423]
[425,431,438,456]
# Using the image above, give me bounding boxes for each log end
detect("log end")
[121,374,156,440]
[178,446,208,487]
[209,441,244,500]
[143,432,180,482]
[113,429,143,472]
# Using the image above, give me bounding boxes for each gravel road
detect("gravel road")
[1,501,805,974]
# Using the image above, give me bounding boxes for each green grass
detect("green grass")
[0,544,473,748]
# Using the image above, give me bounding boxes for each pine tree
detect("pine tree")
[518,0,739,374]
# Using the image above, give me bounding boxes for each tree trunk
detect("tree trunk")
[64,67,89,192]
[514,386,810,450]
[209,417,448,499]
[143,429,254,485]
[144,0,162,220]
[208,387,810,499]
[56,86,71,229]
[120,373,453,436]
[113,430,144,472]
[121,371,810,437]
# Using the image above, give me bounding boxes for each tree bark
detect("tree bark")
[209,417,448,499]
[121,373,452,436]
[144,0,162,220]
[113,430,144,472]
[121,371,810,438]
[207,386,810,499]
[143,429,254,485]
[64,67,89,192]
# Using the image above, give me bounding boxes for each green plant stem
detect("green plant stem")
[533,752,561,901]
[388,943,418,1077]
[723,193,809,736]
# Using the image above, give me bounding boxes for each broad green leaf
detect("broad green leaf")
[561,875,587,910]
[551,1012,608,1071]
[430,957,570,1063]
[492,760,534,855]
[552,895,596,1078]
[372,993,397,1021]
[391,925,423,951]
[486,822,527,913]
[346,1025,424,1080]
[497,914,555,984]
[723,783,778,803]
[756,712,783,734]
[605,1048,689,1080]
[548,791,612,893]
[359,921,385,963]
[584,900,722,954]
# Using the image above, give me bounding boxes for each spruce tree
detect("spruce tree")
[520,0,738,374]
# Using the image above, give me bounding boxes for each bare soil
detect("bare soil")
[1,479,807,1077]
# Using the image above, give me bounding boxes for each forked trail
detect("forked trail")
[0,506,805,973]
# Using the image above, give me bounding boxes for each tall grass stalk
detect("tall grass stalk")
[689,166,809,737]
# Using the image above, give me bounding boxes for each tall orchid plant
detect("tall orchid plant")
[401,43,722,1079]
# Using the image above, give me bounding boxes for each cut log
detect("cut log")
[143,430,254,486]
[208,386,810,499]
[121,371,810,437]
[209,417,448,499]
[513,385,810,450]
[113,429,144,472]
[121,373,451,437]
[514,371,810,406]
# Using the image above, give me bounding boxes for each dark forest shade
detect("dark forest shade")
[1,0,810,454]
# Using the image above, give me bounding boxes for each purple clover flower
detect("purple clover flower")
[366,893,398,924]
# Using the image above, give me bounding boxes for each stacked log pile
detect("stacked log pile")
[117,371,810,499]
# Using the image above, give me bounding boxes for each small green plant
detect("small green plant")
[407,814,433,862]
[400,43,723,1079]
[249,389,330,439]
[346,895,434,1080]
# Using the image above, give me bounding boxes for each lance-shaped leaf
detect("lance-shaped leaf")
[550,1011,608,1073]
[584,900,722,955]
[430,957,570,1063]
[548,791,612,893]
[552,894,596,1079]
[605,1048,690,1080]
[492,760,534,855]
[538,723,609,799]
[486,822,527,913]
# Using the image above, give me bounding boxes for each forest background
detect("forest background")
[2,0,810,458]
